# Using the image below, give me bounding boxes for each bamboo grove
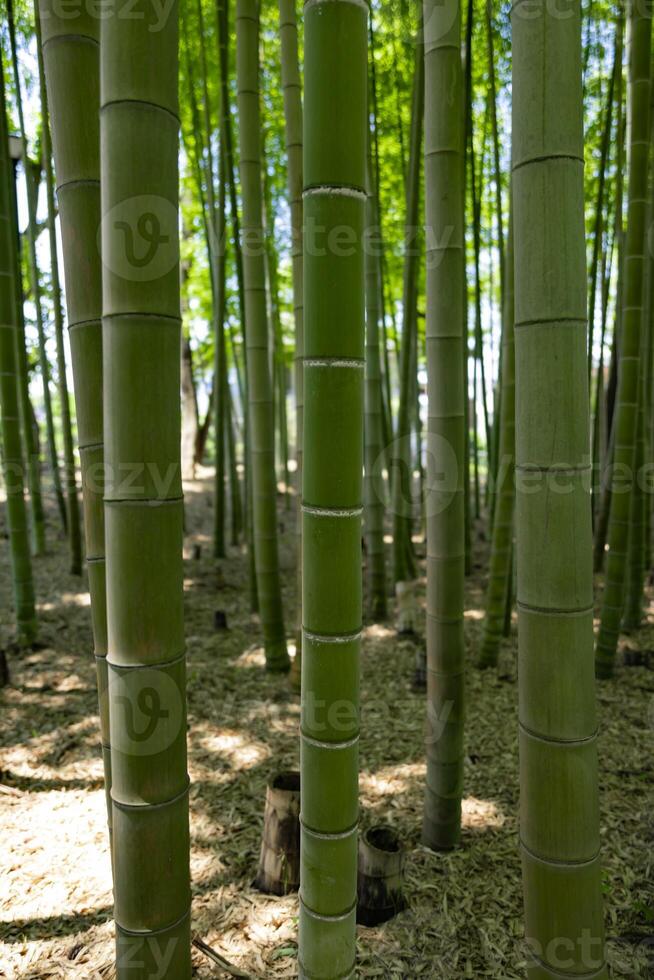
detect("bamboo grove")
[0,0,652,976]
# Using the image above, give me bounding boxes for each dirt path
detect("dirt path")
[1,471,652,978]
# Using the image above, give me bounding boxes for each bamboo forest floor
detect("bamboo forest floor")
[0,469,652,979]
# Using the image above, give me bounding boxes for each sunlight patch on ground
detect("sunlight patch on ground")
[361,766,504,830]
[360,762,425,799]
[242,899,297,947]
[363,622,397,641]
[198,729,270,770]
[198,885,299,977]
[464,608,485,621]
[38,591,91,612]
[0,717,104,782]
[0,790,112,923]
[235,645,267,669]
[462,795,505,830]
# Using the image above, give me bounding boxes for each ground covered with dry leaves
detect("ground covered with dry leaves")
[1,470,652,978]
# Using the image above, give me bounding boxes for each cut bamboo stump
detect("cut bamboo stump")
[253,771,300,895]
[357,826,407,926]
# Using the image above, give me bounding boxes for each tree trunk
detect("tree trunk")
[623,57,654,629]
[214,143,229,560]
[596,0,652,678]
[512,0,607,973]
[479,217,515,668]
[299,1,367,974]
[8,158,46,557]
[364,146,388,622]
[279,0,304,685]
[100,3,191,974]
[236,0,289,672]
[485,0,505,312]
[0,56,37,647]
[421,0,466,850]
[39,0,110,835]
[35,6,83,575]
[7,0,66,535]
[391,43,423,591]
[588,25,621,382]
[181,334,199,482]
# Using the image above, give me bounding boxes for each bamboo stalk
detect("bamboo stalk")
[422,0,466,850]
[236,0,289,672]
[479,218,515,669]
[8,153,46,557]
[34,2,83,576]
[38,0,111,836]
[278,0,304,685]
[364,144,388,622]
[100,2,191,973]
[392,43,423,590]
[0,55,37,647]
[7,0,67,535]
[596,0,652,678]
[299,0,367,972]
[512,0,607,973]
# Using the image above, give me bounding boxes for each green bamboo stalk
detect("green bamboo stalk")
[183,8,227,543]
[594,92,625,571]
[367,30,394,466]
[261,131,290,503]
[300,0,367,973]
[588,24,621,384]
[34,3,83,576]
[216,0,247,404]
[225,371,243,545]
[100,3,191,974]
[217,0,256,604]
[623,74,654,629]
[38,0,110,832]
[370,8,398,426]
[0,54,37,647]
[197,0,218,228]
[513,0,607,974]
[462,0,473,575]
[422,0,466,850]
[387,11,407,190]
[591,208,616,534]
[215,145,228,560]
[485,0,505,313]
[179,17,230,554]
[8,154,46,557]
[279,0,304,544]
[236,0,289,672]
[478,217,515,669]
[643,126,654,579]
[392,43,423,592]
[470,127,492,477]
[472,354,481,519]
[7,0,66,535]
[596,0,652,678]
[590,72,620,534]
[364,143,388,622]
[413,320,425,525]
[623,367,646,628]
